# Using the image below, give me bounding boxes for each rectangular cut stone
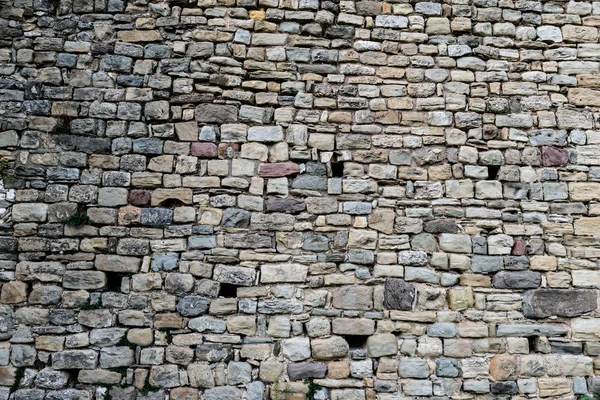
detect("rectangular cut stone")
[258,162,300,177]
[260,264,308,283]
[496,324,568,337]
[248,126,283,142]
[251,34,288,46]
[577,145,600,165]
[52,350,98,369]
[95,255,141,273]
[574,217,600,236]
[568,182,600,201]
[118,30,161,42]
[572,318,600,341]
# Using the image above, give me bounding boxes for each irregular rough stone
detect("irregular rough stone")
[311,337,349,360]
[523,289,597,318]
[493,271,542,289]
[383,279,415,311]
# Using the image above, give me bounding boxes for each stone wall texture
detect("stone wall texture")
[2,0,600,398]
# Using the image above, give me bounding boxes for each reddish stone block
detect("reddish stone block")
[541,146,569,167]
[191,142,218,158]
[258,162,300,177]
[129,189,152,207]
[512,240,527,256]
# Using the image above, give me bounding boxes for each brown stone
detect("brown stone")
[327,361,350,379]
[1,281,28,304]
[151,188,193,206]
[154,313,183,329]
[0,367,15,386]
[117,30,161,42]
[490,355,518,381]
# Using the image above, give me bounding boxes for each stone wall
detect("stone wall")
[1,0,600,398]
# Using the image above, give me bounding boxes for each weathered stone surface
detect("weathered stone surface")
[287,363,327,381]
[195,104,238,123]
[332,286,373,310]
[367,334,398,357]
[311,337,349,360]
[523,289,597,318]
[176,296,208,317]
[258,163,300,177]
[52,350,98,369]
[493,271,541,289]
[383,279,415,310]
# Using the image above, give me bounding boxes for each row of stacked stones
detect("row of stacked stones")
[1,0,600,398]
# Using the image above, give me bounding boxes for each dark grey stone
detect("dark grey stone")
[100,55,133,73]
[133,138,164,155]
[523,289,597,318]
[493,271,541,289]
[177,296,208,317]
[223,233,272,249]
[287,363,328,381]
[196,104,238,123]
[141,208,173,226]
[424,219,458,234]
[491,382,518,395]
[383,279,415,311]
[504,256,529,270]
[266,198,306,214]
[196,344,233,362]
[221,208,251,227]
[76,137,111,154]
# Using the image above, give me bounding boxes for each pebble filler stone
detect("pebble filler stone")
[0,0,600,398]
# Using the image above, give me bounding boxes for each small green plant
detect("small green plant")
[117,336,137,350]
[12,367,25,391]
[66,206,90,227]
[273,382,293,400]
[579,395,600,400]
[80,297,103,310]
[157,328,172,344]
[304,379,322,400]
[282,384,292,399]
[0,158,15,183]
[139,373,162,395]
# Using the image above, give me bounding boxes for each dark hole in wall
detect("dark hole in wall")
[158,198,185,208]
[487,165,500,180]
[218,283,240,298]
[344,335,369,349]
[104,272,125,292]
[330,154,344,178]
[527,336,536,353]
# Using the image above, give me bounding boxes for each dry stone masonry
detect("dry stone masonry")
[1,0,600,397]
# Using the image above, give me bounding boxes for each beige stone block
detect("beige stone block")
[572,270,600,287]
[0,281,28,304]
[118,30,161,42]
[538,378,571,397]
[448,287,474,311]
[530,255,557,271]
